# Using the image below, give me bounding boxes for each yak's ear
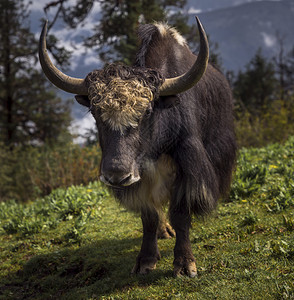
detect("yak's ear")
[75,95,90,107]
[158,95,180,109]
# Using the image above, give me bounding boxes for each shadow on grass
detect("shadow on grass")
[0,237,173,299]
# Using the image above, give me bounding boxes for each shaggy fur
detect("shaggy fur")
[113,155,176,212]
[132,23,237,215]
[153,22,186,46]
[86,64,164,132]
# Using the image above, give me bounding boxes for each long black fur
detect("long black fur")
[86,23,236,216]
[134,23,237,214]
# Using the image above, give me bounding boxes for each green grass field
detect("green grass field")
[1,138,294,299]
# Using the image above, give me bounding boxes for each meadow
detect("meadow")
[1,138,294,299]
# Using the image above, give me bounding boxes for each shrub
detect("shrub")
[235,98,294,148]
[0,143,101,202]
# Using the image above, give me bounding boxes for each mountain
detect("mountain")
[189,0,294,71]
[186,0,270,12]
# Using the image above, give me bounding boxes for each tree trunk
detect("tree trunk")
[4,8,13,149]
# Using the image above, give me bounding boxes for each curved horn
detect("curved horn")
[159,17,209,96]
[39,21,88,95]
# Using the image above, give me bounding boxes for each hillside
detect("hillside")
[1,138,294,299]
[192,0,294,71]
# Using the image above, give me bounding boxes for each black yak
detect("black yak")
[39,17,236,277]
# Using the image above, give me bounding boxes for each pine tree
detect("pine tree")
[284,47,294,96]
[43,0,204,66]
[233,50,278,114]
[0,0,72,148]
[90,0,178,64]
[274,40,294,100]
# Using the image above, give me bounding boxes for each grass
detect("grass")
[1,138,294,299]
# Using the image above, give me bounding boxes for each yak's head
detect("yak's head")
[84,64,163,132]
[39,18,209,188]
[77,64,164,187]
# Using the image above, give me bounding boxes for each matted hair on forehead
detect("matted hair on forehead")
[85,64,164,132]
[86,63,164,95]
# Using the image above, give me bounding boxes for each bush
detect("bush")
[235,98,294,148]
[0,143,101,202]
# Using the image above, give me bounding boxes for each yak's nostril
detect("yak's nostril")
[105,174,131,186]
[119,174,132,186]
[101,174,116,186]
[100,173,140,187]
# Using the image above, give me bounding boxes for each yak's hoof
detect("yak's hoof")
[131,256,159,275]
[173,257,197,277]
[157,222,176,239]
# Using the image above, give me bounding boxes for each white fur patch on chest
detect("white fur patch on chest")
[120,155,176,212]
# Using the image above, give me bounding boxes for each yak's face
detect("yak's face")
[76,64,164,188]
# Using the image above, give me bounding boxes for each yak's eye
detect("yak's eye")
[145,106,152,117]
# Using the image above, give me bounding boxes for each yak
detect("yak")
[39,17,236,277]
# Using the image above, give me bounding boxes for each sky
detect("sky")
[29,0,102,142]
[30,0,102,72]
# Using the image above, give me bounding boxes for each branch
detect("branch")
[44,0,67,31]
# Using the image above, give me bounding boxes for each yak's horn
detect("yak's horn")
[159,17,209,96]
[39,21,88,95]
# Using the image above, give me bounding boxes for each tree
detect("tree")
[0,0,72,148]
[273,35,294,100]
[43,0,205,65]
[92,0,192,64]
[233,50,278,114]
[284,46,294,96]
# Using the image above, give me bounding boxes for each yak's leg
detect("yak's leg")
[170,208,197,277]
[157,212,175,239]
[132,208,161,274]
